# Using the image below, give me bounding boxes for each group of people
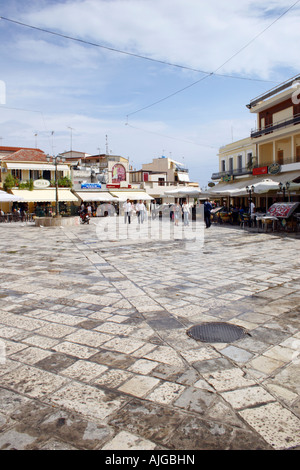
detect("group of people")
[79,198,217,228]
[123,199,148,224]
[123,199,204,227]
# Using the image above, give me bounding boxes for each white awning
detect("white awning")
[164,187,201,197]
[5,163,69,171]
[0,190,24,202]
[74,191,118,202]
[110,191,153,201]
[177,172,190,182]
[210,173,300,196]
[11,189,79,202]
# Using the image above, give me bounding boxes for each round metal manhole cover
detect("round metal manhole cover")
[187,322,247,343]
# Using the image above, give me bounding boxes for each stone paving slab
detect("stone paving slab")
[0,220,299,450]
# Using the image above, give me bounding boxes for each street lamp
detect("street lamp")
[246,185,255,205]
[278,182,290,201]
[46,154,65,216]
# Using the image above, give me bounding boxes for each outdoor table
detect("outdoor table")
[256,215,278,232]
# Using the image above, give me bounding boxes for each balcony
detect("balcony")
[251,113,300,138]
[211,156,300,181]
[211,167,252,180]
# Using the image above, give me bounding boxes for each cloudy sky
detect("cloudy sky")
[1,0,300,187]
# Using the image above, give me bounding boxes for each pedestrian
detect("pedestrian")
[135,200,146,224]
[174,202,182,226]
[123,198,132,224]
[143,201,148,221]
[182,201,190,226]
[151,199,157,219]
[204,199,212,228]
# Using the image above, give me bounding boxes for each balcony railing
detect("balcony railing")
[211,157,300,180]
[251,113,300,138]
[211,167,252,180]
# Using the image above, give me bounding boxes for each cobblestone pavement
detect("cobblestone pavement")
[0,219,300,451]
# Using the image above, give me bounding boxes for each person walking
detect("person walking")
[135,200,146,224]
[123,198,132,224]
[204,199,212,228]
[174,202,182,226]
[182,201,190,226]
[151,199,158,219]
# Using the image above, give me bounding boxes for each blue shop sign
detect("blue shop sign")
[81,183,102,189]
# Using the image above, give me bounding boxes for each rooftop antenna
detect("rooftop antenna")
[34,133,38,148]
[51,131,54,155]
[106,135,109,155]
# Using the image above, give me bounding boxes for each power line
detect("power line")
[125,122,218,149]
[0,15,277,84]
[127,0,300,118]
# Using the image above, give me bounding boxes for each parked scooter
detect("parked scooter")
[80,211,90,224]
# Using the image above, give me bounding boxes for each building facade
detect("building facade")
[211,76,300,210]
[129,156,199,203]
[0,147,77,215]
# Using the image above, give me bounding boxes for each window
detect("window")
[278,150,284,165]
[30,170,40,180]
[12,169,22,180]
[237,155,243,172]
[229,158,233,172]
[221,160,226,172]
[247,153,253,168]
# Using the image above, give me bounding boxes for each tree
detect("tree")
[3,173,17,191]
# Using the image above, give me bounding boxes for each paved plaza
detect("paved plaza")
[0,217,300,451]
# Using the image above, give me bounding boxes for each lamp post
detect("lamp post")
[46,154,65,216]
[278,182,290,202]
[246,185,255,209]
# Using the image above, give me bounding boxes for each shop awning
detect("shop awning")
[5,163,69,171]
[11,189,79,202]
[164,187,201,197]
[110,191,153,201]
[0,190,24,202]
[74,191,118,202]
[209,172,300,196]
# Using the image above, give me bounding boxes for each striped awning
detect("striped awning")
[5,163,69,171]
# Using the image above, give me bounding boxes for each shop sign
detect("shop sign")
[253,166,268,175]
[81,183,101,189]
[34,179,50,188]
[222,175,232,182]
[268,163,281,175]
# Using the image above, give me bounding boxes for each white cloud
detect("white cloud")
[23,0,300,77]
[1,0,300,187]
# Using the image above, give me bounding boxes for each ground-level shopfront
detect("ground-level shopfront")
[10,188,79,217]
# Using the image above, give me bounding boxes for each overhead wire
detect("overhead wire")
[127,0,300,118]
[1,3,300,151]
[125,122,218,149]
[0,14,278,83]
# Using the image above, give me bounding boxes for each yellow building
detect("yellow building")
[211,75,300,211]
